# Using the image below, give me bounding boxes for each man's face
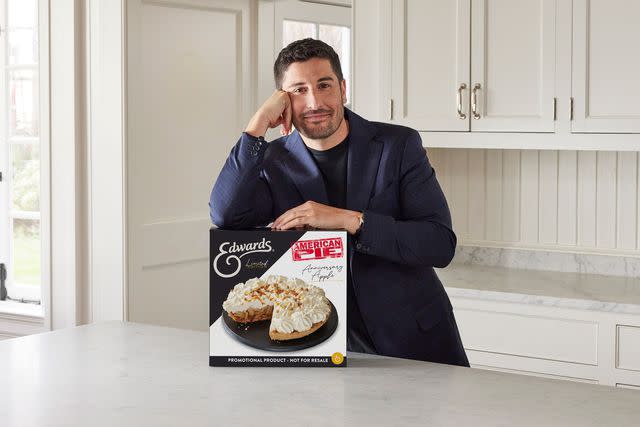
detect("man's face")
[281,58,347,140]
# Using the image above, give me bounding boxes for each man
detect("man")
[210,38,469,367]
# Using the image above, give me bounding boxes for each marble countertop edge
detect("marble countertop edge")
[444,286,640,315]
[439,264,640,316]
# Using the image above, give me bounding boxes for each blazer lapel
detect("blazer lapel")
[345,109,382,213]
[284,130,329,205]
[283,109,380,212]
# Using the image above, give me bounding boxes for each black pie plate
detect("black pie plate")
[222,301,338,352]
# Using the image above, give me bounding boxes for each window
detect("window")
[0,0,42,305]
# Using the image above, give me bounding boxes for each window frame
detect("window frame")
[0,0,48,318]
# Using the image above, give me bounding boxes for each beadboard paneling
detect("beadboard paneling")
[485,150,503,241]
[428,148,640,255]
[577,152,597,247]
[617,152,638,250]
[502,150,520,242]
[557,151,577,245]
[520,151,539,244]
[539,151,558,244]
[467,149,486,240]
[596,152,617,249]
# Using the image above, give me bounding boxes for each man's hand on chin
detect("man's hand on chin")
[272,201,362,235]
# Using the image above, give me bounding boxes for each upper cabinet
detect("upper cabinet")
[390,0,470,131]
[470,0,556,132]
[354,0,640,150]
[572,0,640,133]
[390,0,555,133]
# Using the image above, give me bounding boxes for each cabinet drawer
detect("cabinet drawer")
[456,309,598,365]
[616,325,640,372]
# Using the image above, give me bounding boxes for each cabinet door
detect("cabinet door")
[470,0,556,132]
[572,0,640,133]
[390,0,470,132]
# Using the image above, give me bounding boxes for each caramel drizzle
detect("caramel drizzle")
[240,282,309,306]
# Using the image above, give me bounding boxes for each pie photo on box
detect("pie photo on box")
[222,275,332,341]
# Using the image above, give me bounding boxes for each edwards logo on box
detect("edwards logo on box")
[292,237,344,261]
[213,238,272,278]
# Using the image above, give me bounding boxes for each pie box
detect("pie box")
[209,227,347,367]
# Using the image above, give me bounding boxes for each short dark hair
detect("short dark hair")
[274,38,344,89]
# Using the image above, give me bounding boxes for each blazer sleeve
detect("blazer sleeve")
[353,130,457,268]
[209,133,274,229]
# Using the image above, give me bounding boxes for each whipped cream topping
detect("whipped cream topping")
[222,275,331,333]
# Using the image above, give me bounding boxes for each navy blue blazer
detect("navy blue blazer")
[210,108,463,362]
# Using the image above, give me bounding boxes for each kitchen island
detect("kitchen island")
[0,321,637,426]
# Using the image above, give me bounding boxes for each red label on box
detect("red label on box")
[291,238,344,261]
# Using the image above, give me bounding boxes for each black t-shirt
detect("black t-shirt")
[306,137,378,355]
[305,139,348,209]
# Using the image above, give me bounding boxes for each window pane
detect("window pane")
[11,144,40,211]
[283,20,316,47]
[12,218,40,286]
[8,29,38,65]
[8,0,38,29]
[9,69,39,137]
[319,25,351,103]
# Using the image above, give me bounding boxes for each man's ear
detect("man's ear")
[341,79,347,104]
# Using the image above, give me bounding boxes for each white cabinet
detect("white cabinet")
[450,296,640,387]
[390,0,470,131]
[470,0,556,132]
[354,0,640,149]
[387,0,555,132]
[571,0,640,133]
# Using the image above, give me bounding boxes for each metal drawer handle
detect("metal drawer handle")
[472,83,481,120]
[457,83,467,119]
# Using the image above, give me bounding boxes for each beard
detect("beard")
[293,104,344,140]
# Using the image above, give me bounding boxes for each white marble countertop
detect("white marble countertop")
[1,321,638,426]
[438,264,640,315]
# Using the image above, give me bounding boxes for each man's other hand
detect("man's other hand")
[245,90,293,138]
[272,201,362,235]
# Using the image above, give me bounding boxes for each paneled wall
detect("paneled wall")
[428,149,640,256]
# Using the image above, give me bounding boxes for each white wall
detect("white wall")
[86,0,126,323]
[430,148,640,256]
[50,0,86,329]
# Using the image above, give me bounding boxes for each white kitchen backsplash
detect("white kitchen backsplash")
[452,245,640,278]
[429,149,640,256]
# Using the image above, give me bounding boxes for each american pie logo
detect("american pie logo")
[291,237,344,261]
